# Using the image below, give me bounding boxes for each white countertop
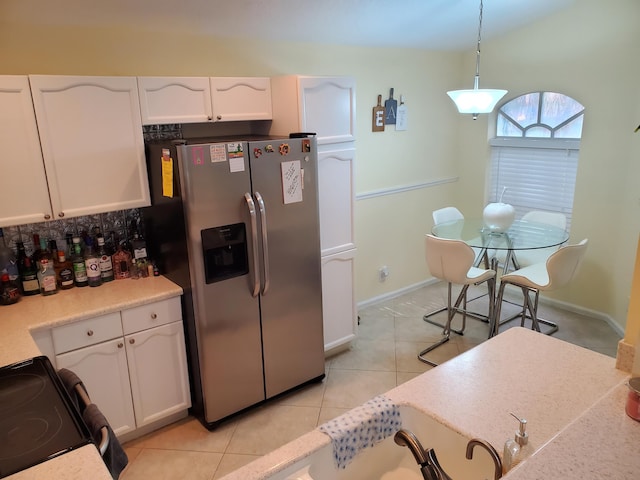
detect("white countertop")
[222,328,638,480]
[0,276,183,480]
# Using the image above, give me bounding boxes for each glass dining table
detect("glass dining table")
[432,218,570,274]
[431,218,569,337]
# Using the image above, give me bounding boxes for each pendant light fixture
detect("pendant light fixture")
[447,0,507,119]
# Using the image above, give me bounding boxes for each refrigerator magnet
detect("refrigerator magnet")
[226,143,244,159]
[210,144,226,163]
[279,143,290,155]
[253,148,263,158]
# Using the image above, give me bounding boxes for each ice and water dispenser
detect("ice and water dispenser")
[201,224,248,284]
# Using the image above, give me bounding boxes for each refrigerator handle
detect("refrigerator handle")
[244,193,261,297]
[254,191,270,295]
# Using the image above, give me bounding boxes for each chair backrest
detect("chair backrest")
[432,207,464,225]
[545,239,588,290]
[522,211,567,231]
[425,234,476,285]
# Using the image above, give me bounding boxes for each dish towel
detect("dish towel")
[57,367,89,413]
[83,403,129,479]
[319,394,402,469]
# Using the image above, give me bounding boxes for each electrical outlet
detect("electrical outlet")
[379,266,389,282]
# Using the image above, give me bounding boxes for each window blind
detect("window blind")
[488,145,579,230]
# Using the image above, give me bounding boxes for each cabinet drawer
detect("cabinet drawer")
[121,296,182,335]
[52,312,123,354]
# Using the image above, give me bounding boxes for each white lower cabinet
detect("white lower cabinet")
[321,249,357,352]
[125,321,190,427]
[52,296,190,438]
[56,337,136,436]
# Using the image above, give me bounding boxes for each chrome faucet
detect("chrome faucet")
[394,429,453,480]
[466,438,503,480]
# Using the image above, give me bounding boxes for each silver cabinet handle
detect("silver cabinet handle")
[255,192,270,295]
[245,193,260,297]
[117,342,124,348]
[44,214,51,220]
[87,330,94,336]
[129,338,135,345]
[58,212,65,218]
[150,313,157,319]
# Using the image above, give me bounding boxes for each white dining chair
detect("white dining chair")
[492,238,588,337]
[494,211,567,271]
[432,206,464,225]
[432,206,490,268]
[419,234,496,366]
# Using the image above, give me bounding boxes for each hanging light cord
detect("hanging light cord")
[473,0,484,90]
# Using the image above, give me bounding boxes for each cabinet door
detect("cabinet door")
[137,77,213,125]
[298,76,356,144]
[0,76,53,227]
[321,249,357,352]
[56,338,136,437]
[318,148,355,255]
[125,321,191,427]
[29,75,150,219]
[210,77,272,121]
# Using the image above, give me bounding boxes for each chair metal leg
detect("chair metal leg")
[419,282,469,366]
[493,282,558,337]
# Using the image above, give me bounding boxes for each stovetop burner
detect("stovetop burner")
[0,357,92,478]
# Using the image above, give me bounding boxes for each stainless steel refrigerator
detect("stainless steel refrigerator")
[143,135,324,428]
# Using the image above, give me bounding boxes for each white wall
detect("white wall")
[456,0,640,331]
[2,0,638,332]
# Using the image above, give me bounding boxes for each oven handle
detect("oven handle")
[74,383,110,456]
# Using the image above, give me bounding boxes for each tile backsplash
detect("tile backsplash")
[1,209,142,256]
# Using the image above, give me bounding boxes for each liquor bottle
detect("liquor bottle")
[36,236,52,267]
[19,255,40,296]
[71,237,89,287]
[84,238,102,287]
[0,228,19,283]
[112,244,132,280]
[37,258,58,296]
[96,236,114,283]
[54,250,75,290]
[0,273,20,305]
[131,232,148,261]
[31,233,44,265]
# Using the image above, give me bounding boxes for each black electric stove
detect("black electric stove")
[0,356,93,478]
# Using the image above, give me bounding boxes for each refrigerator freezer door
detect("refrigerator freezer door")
[178,142,265,423]
[249,138,325,398]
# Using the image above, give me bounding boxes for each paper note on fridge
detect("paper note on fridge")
[281,160,303,204]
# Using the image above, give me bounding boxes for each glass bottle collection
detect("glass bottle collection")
[0,227,158,305]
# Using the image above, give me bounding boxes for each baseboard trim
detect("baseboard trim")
[358,280,625,337]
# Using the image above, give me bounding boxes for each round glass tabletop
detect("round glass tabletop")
[431,218,569,251]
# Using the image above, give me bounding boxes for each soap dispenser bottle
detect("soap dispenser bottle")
[503,413,533,474]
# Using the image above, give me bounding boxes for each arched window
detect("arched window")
[488,92,584,230]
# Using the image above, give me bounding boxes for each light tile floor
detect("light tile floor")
[119,283,621,479]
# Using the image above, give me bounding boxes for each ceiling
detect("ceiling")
[2,0,575,51]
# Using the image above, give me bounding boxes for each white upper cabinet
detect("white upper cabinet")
[210,77,272,122]
[0,76,54,227]
[271,76,356,145]
[29,75,150,219]
[137,76,272,125]
[137,77,213,124]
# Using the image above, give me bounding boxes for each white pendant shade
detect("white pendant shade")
[447,88,508,114]
[446,0,507,118]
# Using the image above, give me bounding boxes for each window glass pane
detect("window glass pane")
[500,92,539,128]
[554,116,584,139]
[497,115,523,137]
[525,126,551,138]
[540,92,584,128]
